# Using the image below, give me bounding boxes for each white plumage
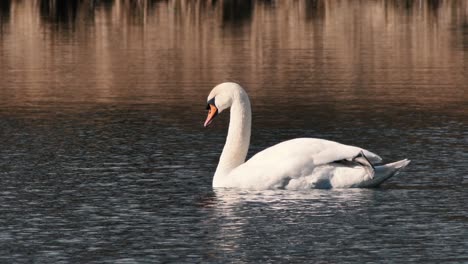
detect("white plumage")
[204,82,410,190]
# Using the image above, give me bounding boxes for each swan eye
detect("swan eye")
[206,98,216,110]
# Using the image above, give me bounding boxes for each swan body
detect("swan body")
[204,82,410,190]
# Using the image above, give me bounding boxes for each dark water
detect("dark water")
[1,1,467,262]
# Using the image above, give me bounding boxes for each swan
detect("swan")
[204,82,410,190]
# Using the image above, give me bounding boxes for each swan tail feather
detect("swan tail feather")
[353,151,375,179]
[357,159,410,188]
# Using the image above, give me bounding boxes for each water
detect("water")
[0,0,467,262]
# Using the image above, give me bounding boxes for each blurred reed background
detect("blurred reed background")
[0,0,466,112]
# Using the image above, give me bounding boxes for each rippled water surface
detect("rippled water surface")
[0,1,467,262]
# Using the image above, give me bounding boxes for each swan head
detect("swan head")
[204,82,244,127]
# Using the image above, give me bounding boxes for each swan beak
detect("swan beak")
[204,104,218,127]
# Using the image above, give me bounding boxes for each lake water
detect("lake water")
[0,0,467,262]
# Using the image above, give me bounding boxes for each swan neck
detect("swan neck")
[214,93,251,181]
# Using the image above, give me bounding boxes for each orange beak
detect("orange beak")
[204,104,218,127]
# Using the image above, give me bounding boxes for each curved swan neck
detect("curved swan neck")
[214,89,251,181]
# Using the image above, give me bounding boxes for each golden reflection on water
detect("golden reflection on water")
[0,0,467,110]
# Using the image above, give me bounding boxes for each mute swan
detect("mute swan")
[204,82,410,189]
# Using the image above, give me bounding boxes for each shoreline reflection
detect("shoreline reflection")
[0,1,466,110]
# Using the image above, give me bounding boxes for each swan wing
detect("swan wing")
[248,138,381,166]
[224,138,383,189]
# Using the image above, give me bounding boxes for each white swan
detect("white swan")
[204,82,410,190]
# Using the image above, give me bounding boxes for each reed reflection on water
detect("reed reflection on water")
[0,1,467,263]
[0,0,467,110]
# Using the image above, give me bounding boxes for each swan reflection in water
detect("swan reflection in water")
[211,188,376,209]
[202,188,379,256]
